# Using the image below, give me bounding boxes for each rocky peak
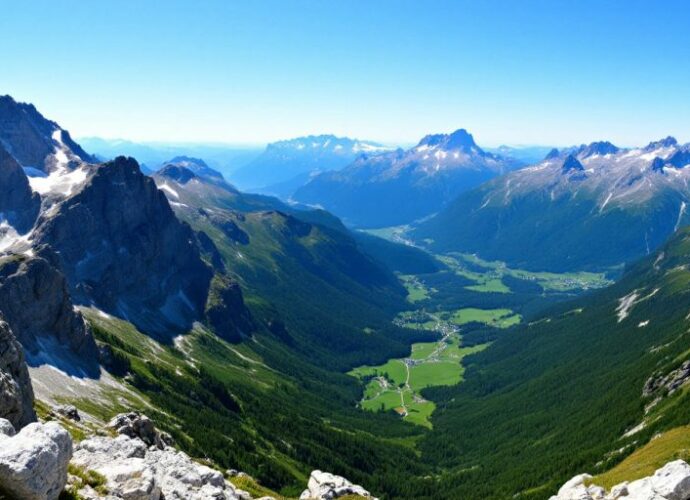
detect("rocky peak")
[651,157,666,173]
[580,141,619,157]
[0,143,40,234]
[545,148,561,160]
[645,136,678,150]
[0,319,36,429]
[667,149,690,168]
[417,128,479,153]
[0,95,92,172]
[562,154,585,173]
[32,156,213,338]
[0,253,98,374]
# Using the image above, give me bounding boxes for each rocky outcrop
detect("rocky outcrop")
[72,433,246,500]
[299,470,376,500]
[205,274,254,343]
[0,254,98,372]
[0,419,72,500]
[32,156,213,338]
[106,412,174,450]
[0,319,35,428]
[0,144,40,233]
[644,361,690,397]
[550,460,690,500]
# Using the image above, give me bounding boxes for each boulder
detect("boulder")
[0,318,35,428]
[649,460,690,500]
[54,404,81,421]
[551,460,690,500]
[0,420,72,500]
[106,412,174,450]
[300,470,376,500]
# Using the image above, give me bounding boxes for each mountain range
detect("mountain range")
[293,129,523,227]
[6,94,690,500]
[415,138,690,271]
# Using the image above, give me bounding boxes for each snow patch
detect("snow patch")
[638,320,650,327]
[159,183,179,198]
[28,166,89,196]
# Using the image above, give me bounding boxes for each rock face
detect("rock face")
[0,320,36,428]
[33,156,213,338]
[0,144,40,233]
[0,254,98,370]
[299,470,376,500]
[205,274,254,343]
[0,419,72,500]
[0,95,91,172]
[72,433,245,500]
[550,460,690,500]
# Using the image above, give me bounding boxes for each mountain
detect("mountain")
[293,129,522,228]
[152,164,431,368]
[414,223,690,498]
[229,134,390,191]
[158,155,225,182]
[77,136,262,179]
[0,96,92,172]
[415,137,690,271]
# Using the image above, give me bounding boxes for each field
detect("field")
[349,330,487,427]
[446,252,612,293]
[450,308,521,328]
[399,274,431,303]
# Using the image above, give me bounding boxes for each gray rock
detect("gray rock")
[54,404,81,421]
[73,433,242,500]
[551,460,690,500]
[32,156,213,338]
[0,420,72,500]
[300,470,376,500]
[0,143,40,233]
[0,417,16,436]
[0,95,92,172]
[0,253,98,373]
[106,412,174,450]
[0,319,35,428]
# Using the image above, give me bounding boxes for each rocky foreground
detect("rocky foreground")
[551,460,690,500]
[0,410,376,500]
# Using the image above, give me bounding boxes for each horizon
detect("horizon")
[4,0,690,147]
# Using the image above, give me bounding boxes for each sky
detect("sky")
[3,0,690,147]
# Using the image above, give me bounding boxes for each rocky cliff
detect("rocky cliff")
[0,319,36,429]
[0,144,40,235]
[32,156,213,338]
[0,253,98,374]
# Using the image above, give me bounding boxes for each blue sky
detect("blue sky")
[3,0,690,147]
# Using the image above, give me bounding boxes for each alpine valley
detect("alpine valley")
[5,90,690,500]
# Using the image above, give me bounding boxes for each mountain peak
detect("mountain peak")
[417,129,478,152]
[580,141,619,157]
[160,156,223,181]
[545,148,561,160]
[562,154,584,173]
[157,164,198,184]
[645,136,678,150]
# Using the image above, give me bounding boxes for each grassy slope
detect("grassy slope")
[417,226,690,499]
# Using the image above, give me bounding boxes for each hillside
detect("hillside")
[415,224,690,498]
